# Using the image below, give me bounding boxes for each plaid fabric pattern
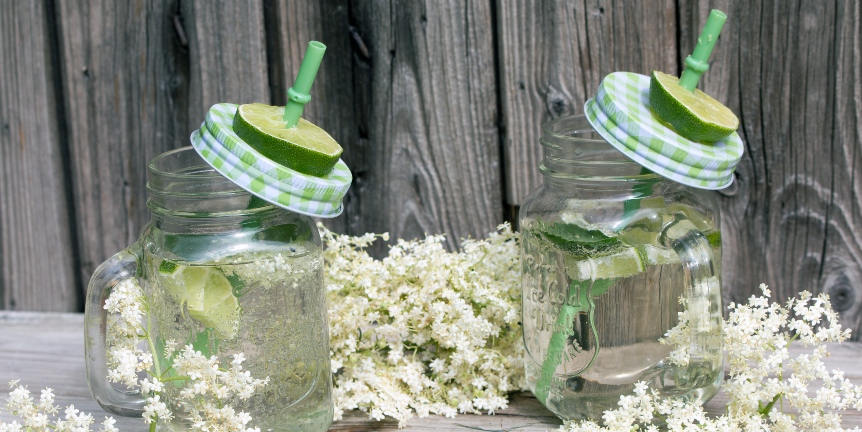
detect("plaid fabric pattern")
[584,72,744,190]
[190,103,352,218]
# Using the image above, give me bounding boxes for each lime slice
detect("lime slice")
[188,270,240,340]
[649,71,739,143]
[159,261,240,340]
[233,103,342,176]
[574,247,646,281]
[640,245,679,266]
[160,261,205,312]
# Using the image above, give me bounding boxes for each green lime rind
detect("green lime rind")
[233,103,343,177]
[158,260,241,340]
[649,71,739,144]
[535,221,623,259]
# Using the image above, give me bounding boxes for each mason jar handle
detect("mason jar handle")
[83,245,146,417]
[659,213,723,369]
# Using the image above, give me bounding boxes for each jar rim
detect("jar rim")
[146,147,282,218]
[148,147,233,182]
[541,114,609,145]
[539,115,661,181]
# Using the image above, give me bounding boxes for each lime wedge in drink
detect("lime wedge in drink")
[159,260,240,340]
[649,71,738,143]
[640,245,679,266]
[233,103,343,177]
[159,260,205,312]
[581,246,646,280]
[565,245,646,282]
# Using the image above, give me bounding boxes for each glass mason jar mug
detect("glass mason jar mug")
[84,147,333,431]
[520,115,723,421]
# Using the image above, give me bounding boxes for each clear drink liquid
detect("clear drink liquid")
[144,243,332,431]
[521,208,722,421]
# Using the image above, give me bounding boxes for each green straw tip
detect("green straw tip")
[284,40,327,127]
[678,9,728,91]
[308,40,326,53]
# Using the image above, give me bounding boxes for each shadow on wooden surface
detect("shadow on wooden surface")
[2,312,861,430]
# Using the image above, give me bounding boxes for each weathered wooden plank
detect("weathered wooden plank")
[57,0,271,291]
[496,0,679,206]
[0,0,78,311]
[828,0,862,336]
[678,1,862,339]
[56,0,189,289]
[2,312,861,429]
[0,313,144,430]
[332,393,564,431]
[266,0,358,235]
[351,0,504,253]
[182,0,270,131]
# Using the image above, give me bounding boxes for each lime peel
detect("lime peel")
[159,260,241,340]
[234,103,343,177]
[649,71,739,144]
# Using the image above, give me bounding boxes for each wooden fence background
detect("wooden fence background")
[1,0,860,340]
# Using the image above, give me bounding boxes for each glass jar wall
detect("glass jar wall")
[520,115,724,421]
[85,147,333,431]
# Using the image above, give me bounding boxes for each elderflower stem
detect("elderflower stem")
[758,393,782,416]
[159,375,191,382]
[146,321,162,378]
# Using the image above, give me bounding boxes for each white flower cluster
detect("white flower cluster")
[103,279,267,432]
[562,284,862,431]
[103,279,152,388]
[166,347,269,431]
[321,223,525,427]
[0,276,267,432]
[1,381,117,432]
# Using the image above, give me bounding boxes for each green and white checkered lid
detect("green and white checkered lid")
[584,72,744,190]
[190,103,352,218]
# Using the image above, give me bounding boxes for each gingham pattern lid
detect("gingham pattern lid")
[190,103,352,218]
[584,72,744,190]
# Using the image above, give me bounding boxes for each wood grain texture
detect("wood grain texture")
[183,0,270,132]
[56,0,189,288]
[267,0,358,235]
[57,0,271,293]
[0,0,78,311]
[496,0,679,206]
[0,313,144,430]
[678,1,862,340]
[1,312,860,429]
[351,0,504,253]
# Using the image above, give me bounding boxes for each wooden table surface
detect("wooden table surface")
[1,312,860,431]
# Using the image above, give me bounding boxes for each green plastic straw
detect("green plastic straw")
[678,10,727,92]
[535,278,607,405]
[284,41,326,128]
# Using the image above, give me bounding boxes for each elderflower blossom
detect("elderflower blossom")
[322,223,525,427]
[103,279,151,389]
[134,344,267,431]
[103,278,267,431]
[1,273,268,431]
[1,381,118,432]
[561,284,862,431]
